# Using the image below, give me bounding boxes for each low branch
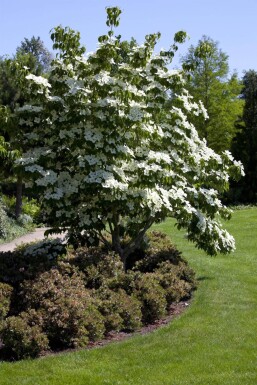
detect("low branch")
[123,216,155,259]
[97,230,112,249]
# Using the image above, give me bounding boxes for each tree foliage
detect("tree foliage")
[0,57,31,217]
[0,38,52,217]
[16,36,52,74]
[231,70,257,203]
[0,107,20,184]
[17,7,243,266]
[182,36,243,153]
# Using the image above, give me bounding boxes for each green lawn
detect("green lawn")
[1,207,257,385]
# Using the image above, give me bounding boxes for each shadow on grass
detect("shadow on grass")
[197,275,214,282]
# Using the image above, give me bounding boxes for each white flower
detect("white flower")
[128,105,144,122]
[26,74,51,88]
[94,71,113,85]
[47,95,64,104]
[196,212,207,232]
[18,105,43,113]
[198,100,209,119]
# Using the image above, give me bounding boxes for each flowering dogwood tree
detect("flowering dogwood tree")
[17,7,243,267]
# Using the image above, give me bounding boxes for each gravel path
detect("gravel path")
[0,228,66,252]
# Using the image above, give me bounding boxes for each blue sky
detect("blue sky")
[1,0,257,77]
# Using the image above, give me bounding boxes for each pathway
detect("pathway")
[0,228,66,252]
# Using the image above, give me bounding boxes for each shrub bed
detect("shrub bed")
[0,231,197,360]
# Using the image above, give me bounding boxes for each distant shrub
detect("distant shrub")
[1,195,16,218]
[21,238,66,261]
[22,198,41,222]
[17,214,33,226]
[0,199,9,239]
[0,217,33,244]
[2,195,40,222]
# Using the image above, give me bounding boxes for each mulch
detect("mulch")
[87,300,190,349]
[0,300,190,361]
[42,300,191,359]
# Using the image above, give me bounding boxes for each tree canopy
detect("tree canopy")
[16,7,243,266]
[16,36,52,74]
[0,37,52,217]
[231,70,257,203]
[182,36,243,153]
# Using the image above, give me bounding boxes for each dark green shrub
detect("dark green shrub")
[118,291,142,331]
[1,314,49,359]
[54,260,82,277]
[21,269,94,349]
[133,231,184,273]
[96,287,142,332]
[0,239,67,286]
[154,264,190,305]
[102,311,123,333]
[155,261,197,305]
[106,270,137,295]
[82,304,105,342]
[69,248,124,289]
[21,268,86,308]
[175,262,197,289]
[133,273,167,324]
[96,287,127,333]
[0,229,197,361]
[0,282,13,321]
[20,308,45,328]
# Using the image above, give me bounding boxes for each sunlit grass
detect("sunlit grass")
[1,207,257,385]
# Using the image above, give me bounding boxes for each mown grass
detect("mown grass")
[1,207,257,385]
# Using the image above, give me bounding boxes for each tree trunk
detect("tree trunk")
[110,213,154,272]
[111,228,127,271]
[15,176,23,219]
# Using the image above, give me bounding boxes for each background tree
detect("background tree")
[0,133,19,168]
[181,36,243,153]
[0,38,52,217]
[0,56,32,217]
[17,7,243,269]
[16,36,52,74]
[230,70,257,203]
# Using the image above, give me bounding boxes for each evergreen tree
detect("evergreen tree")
[16,36,52,73]
[231,70,257,203]
[182,36,243,153]
[0,38,51,217]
